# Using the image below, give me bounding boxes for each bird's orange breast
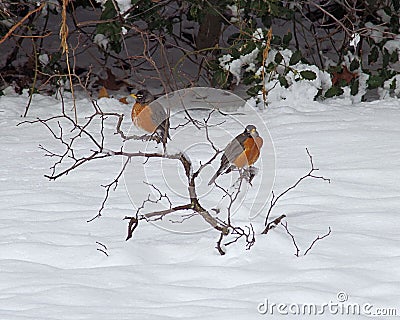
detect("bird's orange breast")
[131,103,158,133]
[233,136,263,168]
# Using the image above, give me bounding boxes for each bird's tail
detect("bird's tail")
[208,163,236,185]
[155,119,170,147]
[208,168,222,186]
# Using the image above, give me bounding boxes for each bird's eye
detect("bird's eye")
[136,94,143,99]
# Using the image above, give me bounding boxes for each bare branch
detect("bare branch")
[304,227,332,256]
[88,157,131,222]
[143,203,192,220]
[125,216,139,241]
[263,214,286,234]
[281,222,332,257]
[281,221,300,257]
[262,148,330,234]
[216,232,226,256]
[96,241,109,256]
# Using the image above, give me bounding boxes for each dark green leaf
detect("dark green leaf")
[337,78,349,88]
[393,0,400,11]
[383,48,390,68]
[325,86,344,98]
[350,79,359,96]
[246,84,263,96]
[380,69,396,80]
[300,70,317,80]
[261,14,272,27]
[349,59,360,72]
[242,73,258,85]
[390,50,398,63]
[282,32,292,47]
[383,6,392,16]
[289,50,302,65]
[100,0,117,20]
[390,14,400,33]
[368,46,379,64]
[271,35,282,46]
[212,69,230,88]
[390,78,397,90]
[269,2,293,19]
[241,41,256,55]
[274,52,283,64]
[265,61,276,73]
[367,75,384,89]
[189,5,200,20]
[278,75,289,88]
[206,59,219,71]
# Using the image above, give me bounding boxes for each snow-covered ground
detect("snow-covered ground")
[1,90,400,319]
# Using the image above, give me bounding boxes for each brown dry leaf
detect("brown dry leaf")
[96,68,125,91]
[98,86,109,99]
[119,97,129,104]
[332,66,358,86]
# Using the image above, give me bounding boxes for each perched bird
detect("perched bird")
[208,125,263,185]
[129,89,170,148]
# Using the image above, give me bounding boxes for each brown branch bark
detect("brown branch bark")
[304,227,332,256]
[0,2,46,44]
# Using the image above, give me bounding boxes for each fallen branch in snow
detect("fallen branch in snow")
[262,148,330,234]
[281,221,332,257]
[304,227,332,256]
[263,214,286,233]
[259,148,331,256]
[281,221,300,257]
[96,241,109,256]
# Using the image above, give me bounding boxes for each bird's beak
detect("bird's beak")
[130,93,137,99]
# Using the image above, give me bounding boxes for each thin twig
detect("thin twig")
[304,227,332,256]
[0,2,46,44]
[262,148,330,234]
[281,221,300,257]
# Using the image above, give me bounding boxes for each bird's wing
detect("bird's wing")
[149,101,168,127]
[223,133,247,164]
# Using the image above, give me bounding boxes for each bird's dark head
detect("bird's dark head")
[130,89,154,104]
[244,124,259,137]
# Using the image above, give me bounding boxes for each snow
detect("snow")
[383,35,400,54]
[227,4,244,23]
[94,34,109,51]
[350,33,361,51]
[1,89,400,319]
[95,0,132,13]
[380,74,400,98]
[219,48,261,84]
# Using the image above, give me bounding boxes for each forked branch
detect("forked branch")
[262,148,330,234]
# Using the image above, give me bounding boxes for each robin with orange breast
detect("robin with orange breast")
[208,125,263,185]
[126,89,170,149]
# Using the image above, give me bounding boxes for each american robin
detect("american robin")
[208,125,263,185]
[128,89,170,147]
